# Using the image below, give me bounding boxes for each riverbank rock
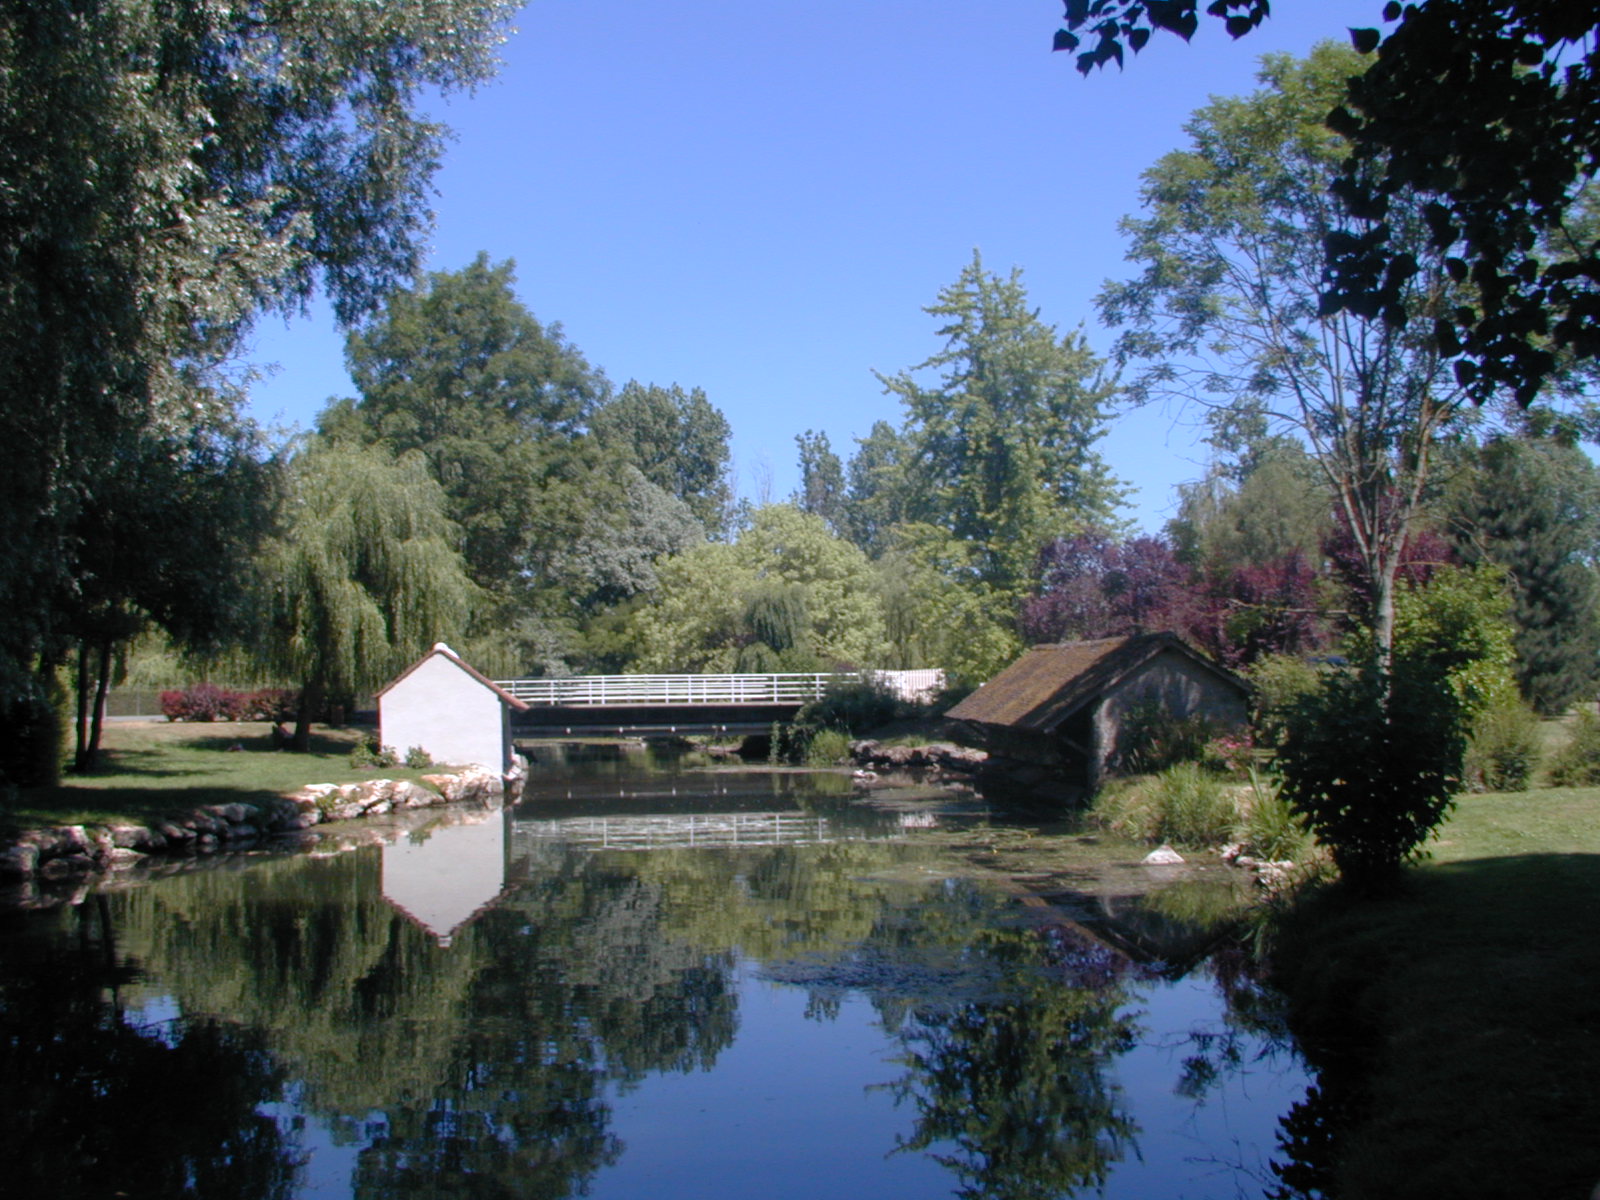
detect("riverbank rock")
[849,740,988,779]
[0,761,528,887]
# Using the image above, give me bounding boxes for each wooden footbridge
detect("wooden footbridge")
[495,671,942,737]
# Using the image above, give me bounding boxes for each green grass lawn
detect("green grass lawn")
[1269,783,1600,1199]
[3,720,453,834]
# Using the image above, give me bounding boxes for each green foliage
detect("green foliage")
[1110,702,1220,777]
[1092,763,1236,849]
[793,430,847,535]
[0,0,513,697]
[1240,769,1308,862]
[840,420,911,557]
[634,506,884,672]
[256,442,477,747]
[1169,443,1330,576]
[795,679,902,738]
[1447,435,1600,715]
[1101,43,1473,667]
[592,381,733,536]
[403,746,434,769]
[0,692,63,789]
[1547,712,1600,789]
[1246,654,1326,748]
[1387,564,1519,721]
[349,736,398,769]
[327,254,610,598]
[873,523,1022,681]
[1463,700,1542,793]
[803,728,853,767]
[1276,666,1467,891]
[877,251,1123,597]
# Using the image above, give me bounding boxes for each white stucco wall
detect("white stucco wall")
[380,652,511,771]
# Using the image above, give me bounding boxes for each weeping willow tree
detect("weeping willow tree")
[260,443,479,750]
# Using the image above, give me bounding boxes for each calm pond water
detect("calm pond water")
[0,749,1311,1199]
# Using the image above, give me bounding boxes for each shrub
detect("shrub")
[1247,653,1326,748]
[1547,710,1600,787]
[159,682,269,722]
[1202,731,1255,777]
[1276,665,1465,892]
[795,678,901,736]
[404,745,433,769]
[1092,762,1237,849]
[349,735,397,768]
[804,728,853,766]
[1463,700,1542,792]
[246,688,300,723]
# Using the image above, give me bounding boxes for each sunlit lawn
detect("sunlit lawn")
[4,720,450,833]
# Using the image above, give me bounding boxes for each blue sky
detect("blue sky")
[245,0,1384,532]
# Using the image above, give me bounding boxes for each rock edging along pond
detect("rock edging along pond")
[0,758,528,884]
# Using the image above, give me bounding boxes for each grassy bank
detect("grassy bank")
[3,720,451,834]
[1268,785,1600,1199]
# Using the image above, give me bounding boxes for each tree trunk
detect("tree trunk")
[292,677,323,752]
[72,640,91,773]
[85,638,112,769]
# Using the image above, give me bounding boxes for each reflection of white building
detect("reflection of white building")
[377,642,528,772]
[381,810,509,946]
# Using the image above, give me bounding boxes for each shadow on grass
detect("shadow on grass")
[3,727,374,833]
[1267,852,1600,1200]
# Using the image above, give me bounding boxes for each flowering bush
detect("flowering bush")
[159,684,301,722]
[1203,732,1255,776]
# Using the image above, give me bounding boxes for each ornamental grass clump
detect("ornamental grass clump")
[1092,762,1237,849]
[1240,769,1308,862]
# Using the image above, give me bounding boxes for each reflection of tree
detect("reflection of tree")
[97,847,744,1200]
[0,905,296,1199]
[845,885,1141,1200]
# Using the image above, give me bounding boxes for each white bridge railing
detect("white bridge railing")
[495,672,843,707]
[495,669,946,708]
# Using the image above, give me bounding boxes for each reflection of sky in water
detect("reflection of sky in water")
[2,763,1309,1199]
[572,963,1305,1200]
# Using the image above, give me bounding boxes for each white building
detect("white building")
[377,643,528,773]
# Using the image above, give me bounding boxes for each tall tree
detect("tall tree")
[258,443,477,751]
[61,419,277,771]
[0,0,514,707]
[1020,531,1200,646]
[792,430,847,536]
[1098,43,1475,668]
[880,252,1123,597]
[1446,433,1600,714]
[1055,0,1600,405]
[840,420,912,558]
[325,254,610,596]
[591,382,733,536]
[633,506,885,673]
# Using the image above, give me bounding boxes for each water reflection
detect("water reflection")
[0,763,1306,1199]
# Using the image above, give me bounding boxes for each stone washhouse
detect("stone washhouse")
[946,632,1250,797]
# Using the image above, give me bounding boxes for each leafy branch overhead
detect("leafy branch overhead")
[1054,1,1271,71]
[1057,0,1600,407]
